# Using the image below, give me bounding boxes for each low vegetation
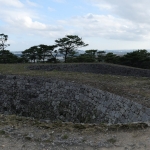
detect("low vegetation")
[0,114,149,132]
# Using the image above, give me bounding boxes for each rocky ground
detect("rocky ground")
[0,114,150,150]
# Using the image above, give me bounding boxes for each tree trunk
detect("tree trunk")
[64,54,67,63]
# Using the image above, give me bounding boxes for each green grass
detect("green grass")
[0,63,150,107]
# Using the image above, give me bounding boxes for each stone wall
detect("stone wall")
[0,75,150,124]
[28,64,150,77]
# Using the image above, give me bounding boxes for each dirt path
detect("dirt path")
[0,114,150,150]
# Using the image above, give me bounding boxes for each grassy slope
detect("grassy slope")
[0,63,150,108]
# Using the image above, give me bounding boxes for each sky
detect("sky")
[1,0,150,52]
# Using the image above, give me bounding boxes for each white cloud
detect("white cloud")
[19,16,47,29]
[0,0,64,39]
[94,3,113,11]
[3,11,63,32]
[1,0,150,51]
[59,13,150,41]
[26,0,39,7]
[89,0,150,24]
[52,0,65,3]
[48,7,55,12]
[0,0,24,8]
[75,0,150,41]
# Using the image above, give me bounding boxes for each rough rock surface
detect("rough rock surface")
[0,75,150,124]
[28,63,150,77]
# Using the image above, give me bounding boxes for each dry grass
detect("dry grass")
[0,114,148,133]
[0,63,150,107]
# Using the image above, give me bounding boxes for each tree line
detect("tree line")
[74,49,150,69]
[0,33,150,69]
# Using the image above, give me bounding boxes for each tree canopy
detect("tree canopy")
[0,34,16,63]
[120,49,150,69]
[55,35,88,63]
[22,46,38,63]
[0,33,10,51]
[0,50,18,63]
[21,44,58,63]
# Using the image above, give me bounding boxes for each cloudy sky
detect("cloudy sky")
[1,0,150,52]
